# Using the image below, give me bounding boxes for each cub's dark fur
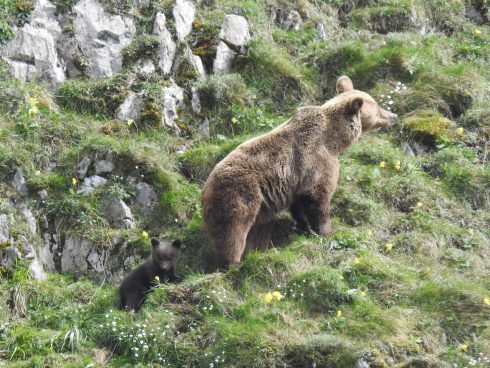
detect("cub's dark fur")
[119,238,181,311]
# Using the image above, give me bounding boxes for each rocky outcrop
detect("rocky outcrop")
[0,0,65,89]
[116,92,145,122]
[213,14,250,74]
[12,167,28,197]
[161,79,184,133]
[219,14,251,48]
[172,0,196,42]
[135,182,158,216]
[101,197,135,229]
[77,175,108,196]
[153,12,176,75]
[73,0,136,78]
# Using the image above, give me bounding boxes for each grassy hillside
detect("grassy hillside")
[1,0,489,367]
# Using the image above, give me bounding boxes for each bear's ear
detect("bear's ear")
[336,76,354,94]
[172,239,182,249]
[347,97,363,116]
[151,237,159,248]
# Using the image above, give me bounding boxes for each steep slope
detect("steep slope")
[0,0,489,367]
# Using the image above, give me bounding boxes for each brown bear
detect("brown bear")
[202,76,397,269]
[119,238,181,311]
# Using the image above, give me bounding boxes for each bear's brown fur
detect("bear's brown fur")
[202,76,397,269]
[119,238,181,311]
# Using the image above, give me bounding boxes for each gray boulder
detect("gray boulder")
[135,59,156,75]
[161,80,184,134]
[219,14,250,48]
[61,235,93,276]
[94,159,115,175]
[73,0,136,78]
[0,214,9,242]
[77,175,107,196]
[172,0,196,42]
[116,91,145,121]
[12,167,28,196]
[1,0,65,89]
[101,196,135,229]
[75,156,92,179]
[153,12,176,75]
[135,182,158,216]
[213,41,236,74]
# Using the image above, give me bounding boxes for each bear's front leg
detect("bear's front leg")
[297,186,334,236]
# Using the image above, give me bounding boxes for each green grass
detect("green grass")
[1,0,490,366]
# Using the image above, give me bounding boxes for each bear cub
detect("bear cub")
[119,238,182,311]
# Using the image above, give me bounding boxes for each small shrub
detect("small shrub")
[286,267,353,314]
[196,74,249,111]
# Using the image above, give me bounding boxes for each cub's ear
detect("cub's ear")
[336,75,354,94]
[347,97,363,116]
[151,237,159,248]
[172,239,182,249]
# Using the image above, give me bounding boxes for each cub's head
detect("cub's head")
[335,75,398,132]
[151,238,181,271]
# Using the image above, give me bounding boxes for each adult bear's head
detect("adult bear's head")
[335,75,398,132]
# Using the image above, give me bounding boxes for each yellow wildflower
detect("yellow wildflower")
[394,160,401,170]
[475,29,481,35]
[386,243,393,252]
[231,117,238,124]
[484,297,490,306]
[263,292,273,303]
[354,257,360,265]
[456,127,464,135]
[154,276,160,282]
[379,161,386,168]
[71,178,77,186]
[459,343,468,352]
[367,229,372,237]
[141,231,149,239]
[416,202,423,208]
[467,228,474,236]
[336,310,342,318]
[338,275,344,281]
[28,97,39,106]
[360,291,367,297]
[272,291,283,301]
[127,119,134,127]
[28,106,39,116]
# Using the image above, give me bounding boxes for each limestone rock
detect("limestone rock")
[0,214,9,242]
[172,0,196,42]
[191,86,201,113]
[61,236,93,275]
[135,59,156,75]
[12,167,28,196]
[316,22,328,40]
[1,0,65,89]
[279,10,302,31]
[116,92,144,121]
[18,206,37,234]
[161,80,184,134]
[77,175,107,196]
[219,14,250,48]
[135,182,158,216]
[94,159,115,175]
[74,0,136,78]
[75,156,92,179]
[213,41,236,74]
[153,12,176,75]
[29,258,47,280]
[101,197,135,229]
